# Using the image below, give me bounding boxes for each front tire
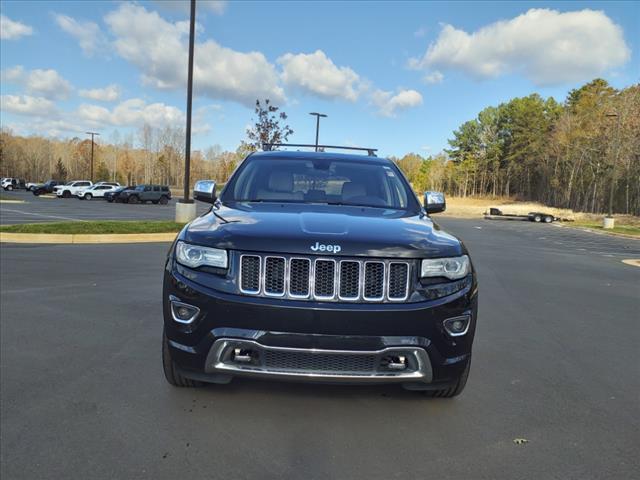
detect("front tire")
[6,185,13,191]
[544,215,553,223]
[162,331,204,388]
[533,214,542,222]
[159,195,169,205]
[128,195,139,204]
[85,193,92,200]
[62,190,71,198]
[424,355,471,398]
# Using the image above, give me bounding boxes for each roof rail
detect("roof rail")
[262,143,378,157]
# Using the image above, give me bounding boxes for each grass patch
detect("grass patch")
[440,196,575,219]
[0,220,186,235]
[570,221,640,237]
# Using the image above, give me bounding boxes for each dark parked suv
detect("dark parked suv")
[32,180,61,196]
[163,145,477,397]
[118,184,171,204]
[105,185,135,203]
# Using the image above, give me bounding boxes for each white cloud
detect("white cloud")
[0,15,33,40]
[278,50,362,101]
[1,65,24,82]
[79,85,121,102]
[423,71,444,84]
[153,1,228,15]
[26,69,73,100]
[0,95,57,116]
[104,3,284,106]
[76,98,185,130]
[371,89,423,117]
[54,13,107,56]
[1,66,72,100]
[409,8,631,86]
[2,92,187,136]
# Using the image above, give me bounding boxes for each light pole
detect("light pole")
[309,112,327,151]
[604,112,620,228]
[176,0,197,222]
[86,131,100,182]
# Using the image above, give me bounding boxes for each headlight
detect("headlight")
[176,241,228,269]
[421,255,470,280]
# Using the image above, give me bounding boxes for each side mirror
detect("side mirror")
[193,180,217,204]
[423,191,446,214]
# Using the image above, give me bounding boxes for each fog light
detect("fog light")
[381,355,408,371]
[443,315,470,337]
[232,348,254,364]
[169,296,200,324]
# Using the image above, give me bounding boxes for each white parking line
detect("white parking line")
[1,208,85,222]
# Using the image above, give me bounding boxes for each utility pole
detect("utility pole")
[309,112,327,151]
[603,112,621,228]
[176,0,197,222]
[86,132,100,182]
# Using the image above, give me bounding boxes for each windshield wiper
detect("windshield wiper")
[326,201,393,210]
[244,199,303,204]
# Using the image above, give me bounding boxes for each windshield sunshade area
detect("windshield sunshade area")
[224,158,415,210]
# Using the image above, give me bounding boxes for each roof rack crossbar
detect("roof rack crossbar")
[262,143,378,157]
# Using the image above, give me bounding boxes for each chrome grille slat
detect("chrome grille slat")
[264,256,286,296]
[363,261,385,301]
[339,261,360,300]
[313,259,336,299]
[238,254,411,303]
[239,255,261,294]
[288,258,311,298]
[388,262,410,301]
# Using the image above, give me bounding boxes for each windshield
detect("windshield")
[223,157,416,210]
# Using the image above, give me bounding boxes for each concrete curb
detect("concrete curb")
[0,232,177,244]
[0,200,25,204]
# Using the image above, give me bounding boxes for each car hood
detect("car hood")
[181,202,463,258]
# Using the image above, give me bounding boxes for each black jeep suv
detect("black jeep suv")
[163,148,477,397]
[32,180,61,196]
[118,184,171,204]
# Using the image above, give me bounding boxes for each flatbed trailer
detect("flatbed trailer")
[484,208,558,223]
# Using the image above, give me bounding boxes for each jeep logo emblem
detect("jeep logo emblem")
[310,242,342,253]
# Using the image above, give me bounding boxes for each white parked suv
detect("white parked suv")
[2,177,26,190]
[54,180,93,198]
[94,182,120,187]
[76,184,118,200]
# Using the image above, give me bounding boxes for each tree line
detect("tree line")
[0,100,285,189]
[394,79,640,215]
[1,81,638,214]
[0,125,241,189]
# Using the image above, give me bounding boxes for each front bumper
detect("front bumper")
[164,265,477,389]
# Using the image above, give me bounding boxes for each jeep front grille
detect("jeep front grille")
[238,254,411,303]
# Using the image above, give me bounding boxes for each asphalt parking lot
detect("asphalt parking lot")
[1,213,638,479]
[0,190,209,224]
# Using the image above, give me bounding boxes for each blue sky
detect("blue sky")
[1,1,638,158]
